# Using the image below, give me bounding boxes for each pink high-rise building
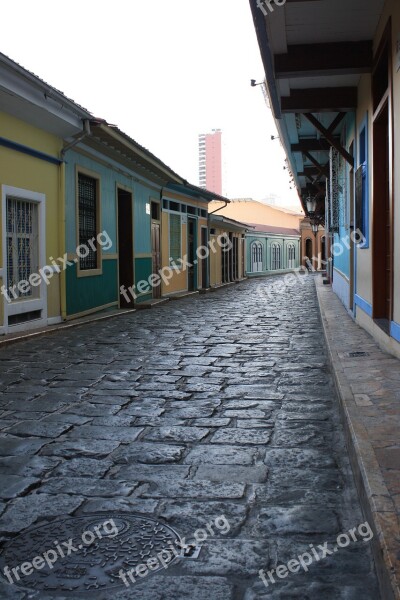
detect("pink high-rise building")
[198,129,222,195]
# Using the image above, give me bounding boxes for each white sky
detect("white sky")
[2,0,301,210]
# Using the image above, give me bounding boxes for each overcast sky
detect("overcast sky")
[2,0,300,210]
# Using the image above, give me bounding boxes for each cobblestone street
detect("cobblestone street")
[0,276,379,599]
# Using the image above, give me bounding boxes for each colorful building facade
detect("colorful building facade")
[208,215,248,287]
[246,224,301,276]
[0,54,90,334]
[250,0,400,358]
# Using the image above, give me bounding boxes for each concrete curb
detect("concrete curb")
[315,277,399,600]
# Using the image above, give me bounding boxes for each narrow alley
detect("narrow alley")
[0,276,378,599]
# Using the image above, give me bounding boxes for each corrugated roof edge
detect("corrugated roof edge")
[0,52,92,118]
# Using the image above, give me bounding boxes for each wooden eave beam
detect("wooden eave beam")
[302,151,329,177]
[291,139,335,152]
[281,87,357,113]
[275,41,372,79]
[304,113,354,166]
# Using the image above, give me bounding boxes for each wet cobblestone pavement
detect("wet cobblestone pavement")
[0,276,379,599]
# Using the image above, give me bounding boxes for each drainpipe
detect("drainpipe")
[209,200,228,215]
[59,119,91,320]
[61,119,91,159]
[59,162,67,320]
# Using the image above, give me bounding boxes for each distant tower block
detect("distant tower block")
[198,129,222,195]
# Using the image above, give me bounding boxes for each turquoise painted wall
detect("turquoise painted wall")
[64,149,160,315]
[246,234,300,274]
[66,260,118,315]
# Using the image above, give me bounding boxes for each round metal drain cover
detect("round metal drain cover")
[0,513,182,594]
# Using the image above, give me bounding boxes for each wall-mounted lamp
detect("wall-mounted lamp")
[271,135,279,141]
[251,79,264,87]
[306,194,317,216]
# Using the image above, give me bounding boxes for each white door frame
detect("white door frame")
[1,185,47,334]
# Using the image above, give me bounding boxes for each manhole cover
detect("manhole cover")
[0,514,182,594]
[347,352,370,358]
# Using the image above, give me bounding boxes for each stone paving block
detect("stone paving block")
[263,448,337,470]
[142,427,209,443]
[167,407,215,418]
[192,418,231,427]
[4,420,73,438]
[50,457,113,478]
[42,414,92,425]
[121,406,166,417]
[112,576,234,600]
[111,443,186,464]
[244,580,379,600]
[40,439,120,458]
[111,464,191,482]
[0,474,39,499]
[252,506,340,536]
[64,425,144,442]
[78,497,158,515]
[194,464,268,483]
[210,429,272,445]
[0,436,51,456]
[63,403,122,416]
[141,481,246,499]
[0,493,84,533]
[179,539,270,576]
[157,500,248,537]
[236,419,274,429]
[0,455,60,477]
[222,409,271,419]
[183,445,257,465]
[37,476,137,497]
[133,417,187,427]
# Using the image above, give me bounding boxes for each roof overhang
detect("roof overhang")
[167,183,230,204]
[0,52,91,138]
[249,0,385,214]
[209,214,250,232]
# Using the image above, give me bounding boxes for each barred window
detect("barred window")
[169,213,181,263]
[78,174,98,270]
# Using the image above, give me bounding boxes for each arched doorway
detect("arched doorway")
[305,238,313,265]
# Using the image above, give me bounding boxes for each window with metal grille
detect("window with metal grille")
[169,213,181,263]
[6,197,39,299]
[78,174,98,270]
[271,244,281,270]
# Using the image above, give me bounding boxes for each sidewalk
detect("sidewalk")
[316,277,400,600]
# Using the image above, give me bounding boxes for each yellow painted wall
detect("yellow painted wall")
[161,193,208,295]
[209,227,244,286]
[210,200,302,229]
[0,112,63,324]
